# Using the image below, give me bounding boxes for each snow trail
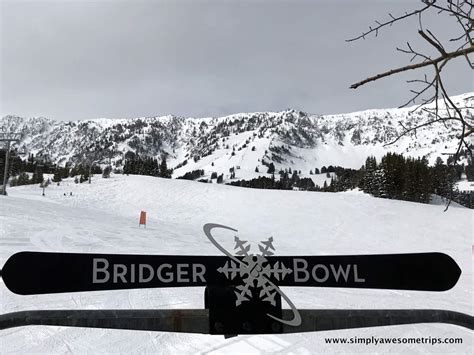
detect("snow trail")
[0,175,471,353]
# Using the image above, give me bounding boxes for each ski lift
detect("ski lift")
[17,148,27,156]
[36,153,52,165]
[0,130,23,195]
[10,147,27,157]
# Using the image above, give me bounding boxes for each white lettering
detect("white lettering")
[193,264,206,283]
[157,264,173,283]
[293,258,309,282]
[312,264,329,282]
[354,264,366,283]
[92,258,110,284]
[139,264,154,283]
[177,264,189,282]
[113,264,127,283]
[330,264,351,283]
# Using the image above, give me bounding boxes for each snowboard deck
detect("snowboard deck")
[1,251,461,295]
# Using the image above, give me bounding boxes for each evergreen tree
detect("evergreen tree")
[159,155,172,178]
[373,169,387,198]
[279,171,290,189]
[417,157,432,203]
[31,169,44,184]
[9,176,18,187]
[102,166,112,178]
[18,172,30,186]
[61,166,70,179]
[291,170,299,186]
[267,163,275,174]
[431,157,456,199]
[465,164,474,181]
[380,153,404,199]
[361,156,377,194]
[79,171,89,183]
[177,169,205,180]
[52,169,62,183]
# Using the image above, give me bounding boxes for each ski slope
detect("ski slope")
[0,175,472,354]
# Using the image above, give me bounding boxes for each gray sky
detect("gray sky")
[1,0,472,121]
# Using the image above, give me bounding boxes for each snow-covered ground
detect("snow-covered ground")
[0,175,472,354]
[457,179,474,192]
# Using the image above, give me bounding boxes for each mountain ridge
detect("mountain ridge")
[1,92,472,182]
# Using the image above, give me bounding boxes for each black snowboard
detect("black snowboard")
[1,251,461,295]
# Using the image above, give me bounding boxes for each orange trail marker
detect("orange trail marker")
[139,211,146,228]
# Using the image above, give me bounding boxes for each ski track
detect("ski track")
[0,175,472,354]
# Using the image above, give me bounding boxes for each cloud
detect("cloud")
[1,0,471,120]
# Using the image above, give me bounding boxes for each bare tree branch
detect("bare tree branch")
[418,30,447,55]
[349,45,473,89]
[346,4,432,42]
[348,0,474,210]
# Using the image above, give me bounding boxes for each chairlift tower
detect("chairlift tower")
[87,157,111,184]
[36,154,50,196]
[0,130,22,196]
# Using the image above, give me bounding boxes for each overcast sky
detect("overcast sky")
[1,0,472,121]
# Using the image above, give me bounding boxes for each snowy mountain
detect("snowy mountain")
[1,175,471,353]
[1,93,472,182]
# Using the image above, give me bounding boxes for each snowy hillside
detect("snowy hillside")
[0,175,471,353]
[1,93,472,183]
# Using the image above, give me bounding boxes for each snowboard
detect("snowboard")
[1,251,461,295]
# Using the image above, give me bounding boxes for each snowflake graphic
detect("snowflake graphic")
[217,236,292,306]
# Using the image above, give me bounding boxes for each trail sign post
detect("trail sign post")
[139,211,146,228]
[0,223,472,336]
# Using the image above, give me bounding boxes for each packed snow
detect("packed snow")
[0,175,472,354]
